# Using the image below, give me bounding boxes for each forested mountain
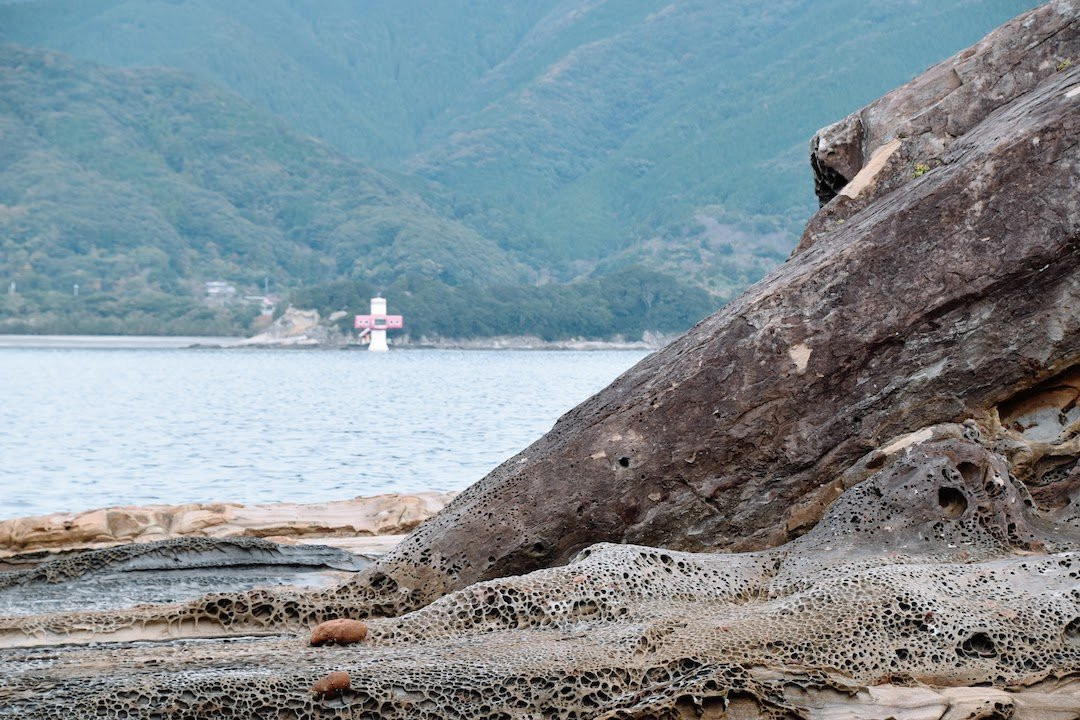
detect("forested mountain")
[0,46,540,333]
[0,0,1040,337]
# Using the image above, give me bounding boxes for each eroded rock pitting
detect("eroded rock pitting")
[3,427,1080,718]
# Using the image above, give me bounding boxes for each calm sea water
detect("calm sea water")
[0,346,649,520]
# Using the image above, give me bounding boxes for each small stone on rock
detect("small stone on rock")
[310,670,350,698]
[310,618,368,646]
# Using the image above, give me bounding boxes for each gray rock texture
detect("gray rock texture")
[805,0,1078,233]
[0,537,367,616]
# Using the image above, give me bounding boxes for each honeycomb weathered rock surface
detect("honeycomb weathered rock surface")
[3,428,1080,717]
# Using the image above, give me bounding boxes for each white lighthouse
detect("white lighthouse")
[354,296,403,351]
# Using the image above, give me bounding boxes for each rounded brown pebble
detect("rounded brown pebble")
[310,671,350,698]
[310,618,368,647]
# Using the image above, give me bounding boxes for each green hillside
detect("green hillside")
[0,0,1042,337]
[0,45,534,333]
[0,0,562,162]
[408,0,1042,289]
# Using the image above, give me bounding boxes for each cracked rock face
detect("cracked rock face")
[1,2,1079,717]
[802,0,1078,241]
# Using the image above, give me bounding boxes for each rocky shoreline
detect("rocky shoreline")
[0,493,455,628]
[0,492,454,563]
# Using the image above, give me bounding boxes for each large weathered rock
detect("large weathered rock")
[3,2,1076,640]
[805,0,1077,238]
[331,0,1078,617]
[5,425,1080,717]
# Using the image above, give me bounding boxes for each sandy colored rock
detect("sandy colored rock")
[0,492,455,559]
[309,618,368,646]
[239,307,338,346]
[309,670,350,698]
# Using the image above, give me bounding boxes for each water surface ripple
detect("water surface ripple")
[0,348,648,519]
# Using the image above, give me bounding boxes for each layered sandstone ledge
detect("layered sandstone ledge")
[0,491,456,560]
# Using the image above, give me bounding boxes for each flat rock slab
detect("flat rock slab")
[0,537,369,616]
